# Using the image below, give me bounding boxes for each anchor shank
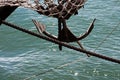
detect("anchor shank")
[58,18,62,50]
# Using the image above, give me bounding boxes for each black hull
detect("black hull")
[0,6,17,25]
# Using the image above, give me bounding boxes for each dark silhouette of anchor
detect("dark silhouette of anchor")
[32,18,96,57]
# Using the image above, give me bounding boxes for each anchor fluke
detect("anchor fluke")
[32,19,46,34]
[76,18,96,40]
[32,19,57,39]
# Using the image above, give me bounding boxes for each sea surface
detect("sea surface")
[0,0,120,80]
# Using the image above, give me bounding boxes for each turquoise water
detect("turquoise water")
[0,0,120,80]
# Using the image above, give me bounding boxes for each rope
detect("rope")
[1,20,120,64]
[1,20,120,80]
[23,21,120,80]
[23,57,88,80]
[94,22,120,52]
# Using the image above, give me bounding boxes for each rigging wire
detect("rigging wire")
[23,22,120,80]
[1,20,120,80]
[23,57,88,80]
[1,19,120,80]
[2,20,120,64]
[94,22,120,52]
[0,1,120,80]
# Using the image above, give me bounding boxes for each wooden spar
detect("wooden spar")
[1,20,120,64]
[0,6,17,25]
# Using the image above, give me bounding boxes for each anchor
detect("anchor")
[1,0,120,64]
[32,18,96,56]
[0,0,95,57]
